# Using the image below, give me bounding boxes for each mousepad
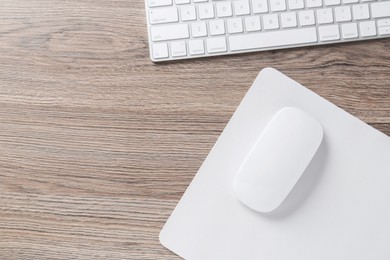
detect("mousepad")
[159,68,390,260]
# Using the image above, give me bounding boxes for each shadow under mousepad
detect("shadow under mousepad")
[159,68,390,260]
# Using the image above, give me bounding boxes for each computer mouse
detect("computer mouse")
[233,107,323,213]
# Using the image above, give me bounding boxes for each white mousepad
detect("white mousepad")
[160,68,390,260]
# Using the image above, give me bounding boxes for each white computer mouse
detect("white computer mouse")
[233,107,323,213]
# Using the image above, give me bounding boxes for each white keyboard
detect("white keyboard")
[145,0,390,62]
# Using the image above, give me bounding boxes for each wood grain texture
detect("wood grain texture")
[0,0,389,259]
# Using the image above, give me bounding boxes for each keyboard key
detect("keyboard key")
[216,2,233,17]
[359,21,376,37]
[175,0,190,4]
[263,14,279,30]
[189,39,205,55]
[288,0,304,10]
[170,41,187,57]
[306,0,322,8]
[209,20,226,35]
[198,3,215,19]
[152,43,169,59]
[149,7,178,24]
[317,8,333,24]
[281,12,297,28]
[352,4,369,20]
[341,23,358,39]
[191,22,208,37]
[206,37,227,53]
[342,0,357,3]
[227,18,244,33]
[234,0,251,16]
[181,5,196,21]
[193,0,208,2]
[371,2,390,18]
[335,6,351,22]
[229,27,317,51]
[245,16,262,31]
[270,0,287,12]
[379,27,390,35]
[324,0,340,6]
[299,10,315,26]
[252,0,268,13]
[318,25,340,41]
[149,0,172,7]
[151,24,189,41]
[378,19,390,28]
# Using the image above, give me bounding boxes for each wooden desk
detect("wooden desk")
[0,0,389,259]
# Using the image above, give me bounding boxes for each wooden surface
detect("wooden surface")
[0,0,389,259]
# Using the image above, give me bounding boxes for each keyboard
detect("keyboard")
[145,0,390,62]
